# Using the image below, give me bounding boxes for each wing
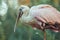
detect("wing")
[30,5,60,32]
[30,5,60,24]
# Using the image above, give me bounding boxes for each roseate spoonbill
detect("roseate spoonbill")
[14,4,60,40]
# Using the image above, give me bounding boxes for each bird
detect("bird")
[14,4,60,40]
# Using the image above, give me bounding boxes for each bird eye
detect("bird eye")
[19,7,24,18]
[19,7,24,11]
[19,10,23,18]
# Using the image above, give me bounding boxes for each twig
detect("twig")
[43,30,46,40]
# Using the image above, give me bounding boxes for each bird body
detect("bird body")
[29,5,60,24]
[19,4,60,32]
[14,4,60,40]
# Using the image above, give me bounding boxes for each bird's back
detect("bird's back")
[29,4,60,32]
[29,5,60,24]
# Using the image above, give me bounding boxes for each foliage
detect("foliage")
[0,0,60,40]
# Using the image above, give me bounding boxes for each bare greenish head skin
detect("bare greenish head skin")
[14,5,30,32]
[18,5,30,18]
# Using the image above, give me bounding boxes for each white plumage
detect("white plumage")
[18,4,60,32]
[29,4,60,24]
[15,4,60,40]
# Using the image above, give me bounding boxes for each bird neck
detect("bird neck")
[23,11,29,16]
[21,11,33,23]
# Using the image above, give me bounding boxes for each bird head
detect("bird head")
[14,5,29,32]
[18,5,30,18]
[16,5,30,23]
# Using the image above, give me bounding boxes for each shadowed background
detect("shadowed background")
[0,0,60,40]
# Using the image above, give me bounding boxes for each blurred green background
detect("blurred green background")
[0,0,60,40]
